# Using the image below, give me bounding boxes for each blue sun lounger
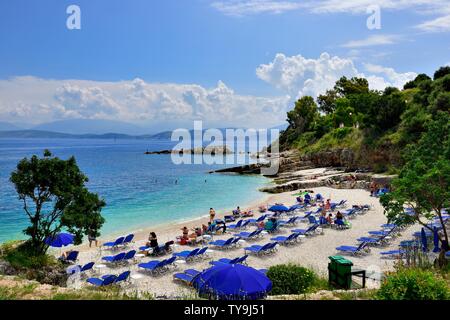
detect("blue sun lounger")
[174,248,200,261]
[195,247,209,260]
[342,209,357,218]
[278,216,300,226]
[228,220,251,230]
[244,242,278,256]
[61,250,79,263]
[234,229,262,241]
[357,236,389,246]
[210,255,249,266]
[173,272,196,284]
[102,252,126,264]
[270,232,302,245]
[292,223,321,236]
[139,256,176,274]
[101,271,131,285]
[209,237,236,249]
[336,242,369,256]
[228,220,244,230]
[123,250,136,263]
[103,236,125,249]
[173,269,201,285]
[380,250,405,259]
[87,275,117,287]
[248,215,268,225]
[68,262,95,276]
[122,234,134,246]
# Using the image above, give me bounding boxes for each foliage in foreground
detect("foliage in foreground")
[376,268,450,300]
[0,276,154,300]
[381,112,449,266]
[266,264,327,295]
[1,241,56,269]
[9,150,106,255]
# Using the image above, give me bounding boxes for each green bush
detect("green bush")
[376,268,450,300]
[2,241,56,269]
[267,264,316,295]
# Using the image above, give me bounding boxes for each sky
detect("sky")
[0,0,449,131]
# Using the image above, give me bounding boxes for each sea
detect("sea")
[0,138,272,243]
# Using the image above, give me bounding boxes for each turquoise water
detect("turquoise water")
[0,139,271,243]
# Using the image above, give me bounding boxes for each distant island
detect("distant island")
[0,130,161,140]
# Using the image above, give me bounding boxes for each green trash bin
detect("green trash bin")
[336,258,353,289]
[328,256,345,286]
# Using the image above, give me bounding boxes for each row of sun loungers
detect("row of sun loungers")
[102,250,136,265]
[336,224,401,256]
[87,271,131,287]
[103,234,135,250]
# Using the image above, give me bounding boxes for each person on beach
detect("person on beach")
[334,211,346,227]
[324,199,331,212]
[216,220,227,234]
[209,208,216,222]
[177,227,191,245]
[146,232,158,248]
[87,228,98,248]
[241,210,254,217]
[326,213,333,224]
[233,206,241,218]
[257,220,265,229]
[369,181,377,196]
[264,218,276,231]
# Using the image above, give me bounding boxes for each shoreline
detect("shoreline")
[73,187,276,253]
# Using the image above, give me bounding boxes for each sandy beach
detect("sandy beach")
[60,169,423,298]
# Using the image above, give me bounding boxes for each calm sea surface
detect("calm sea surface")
[0,138,271,243]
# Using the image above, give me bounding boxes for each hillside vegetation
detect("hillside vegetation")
[279,66,450,172]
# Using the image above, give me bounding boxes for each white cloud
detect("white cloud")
[363,63,417,90]
[341,35,400,48]
[211,0,304,17]
[212,0,450,33]
[416,14,450,33]
[256,52,417,98]
[0,77,290,128]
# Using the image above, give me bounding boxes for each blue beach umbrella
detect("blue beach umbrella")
[192,263,272,300]
[433,227,440,253]
[45,233,74,248]
[420,228,428,252]
[268,205,289,212]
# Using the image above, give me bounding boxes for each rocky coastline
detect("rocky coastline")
[211,149,397,194]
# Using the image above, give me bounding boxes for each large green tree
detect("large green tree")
[380,112,449,266]
[286,96,319,135]
[10,150,105,255]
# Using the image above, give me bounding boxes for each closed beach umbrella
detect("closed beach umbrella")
[268,205,289,212]
[45,232,74,248]
[192,263,272,300]
[420,228,428,252]
[433,227,440,253]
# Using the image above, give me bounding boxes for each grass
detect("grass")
[1,241,57,270]
[0,278,156,300]
[299,127,363,155]
[332,289,377,300]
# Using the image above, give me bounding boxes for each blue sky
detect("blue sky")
[0,0,449,130]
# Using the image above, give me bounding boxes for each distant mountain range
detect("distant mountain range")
[0,119,288,140]
[0,121,22,131]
